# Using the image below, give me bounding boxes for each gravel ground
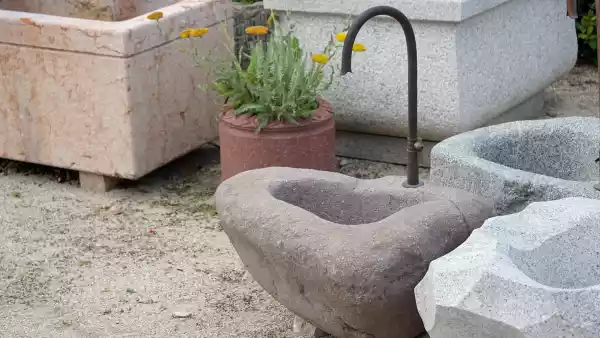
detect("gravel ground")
[0,65,597,338]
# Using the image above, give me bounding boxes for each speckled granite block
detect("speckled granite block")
[416,197,600,338]
[263,0,577,141]
[0,0,232,179]
[429,117,600,215]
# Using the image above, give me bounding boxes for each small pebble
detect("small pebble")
[137,297,154,304]
[108,205,123,215]
[172,312,192,319]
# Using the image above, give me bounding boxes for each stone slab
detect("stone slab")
[265,0,576,141]
[336,131,435,167]
[0,0,232,179]
[216,167,493,338]
[429,116,600,215]
[416,197,600,338]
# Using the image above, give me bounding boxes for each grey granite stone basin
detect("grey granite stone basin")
[415,197,600,338]
[430,117,600,215]
[216,167,493,338]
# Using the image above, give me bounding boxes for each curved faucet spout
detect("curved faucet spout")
[341,6,423,188]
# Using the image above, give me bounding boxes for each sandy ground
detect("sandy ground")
[0,65,597,338]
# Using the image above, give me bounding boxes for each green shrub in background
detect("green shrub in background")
[576,0,598,64]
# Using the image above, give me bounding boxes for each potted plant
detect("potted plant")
[151,10,366,181]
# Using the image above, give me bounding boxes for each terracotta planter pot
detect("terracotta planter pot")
[219,99,337,181]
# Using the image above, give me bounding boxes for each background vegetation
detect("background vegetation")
[577,0,598,64]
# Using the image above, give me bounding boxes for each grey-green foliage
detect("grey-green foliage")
[213,17,336,132]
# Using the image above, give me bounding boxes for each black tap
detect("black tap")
[341,6,423,188]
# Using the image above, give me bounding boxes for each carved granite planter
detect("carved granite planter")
[216,167,493,338]
[429,117,600,215]
[416,197,600,338]
[263,0,576,164]
[0,0,232,191]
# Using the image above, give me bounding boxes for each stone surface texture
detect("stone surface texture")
[263,0,576,141]
[335,91,545,167]
[79,172,120,192]
[416,197,600,338]
[0,0,180,21]
[0,0,231,179]
[216,167,493,338]
[429,117,600,215]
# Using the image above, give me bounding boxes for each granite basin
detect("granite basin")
[263,0,576,141]
[0,0,232,189]
[430,117,600,215]
[416,197,600,338]
[216,167,493,338]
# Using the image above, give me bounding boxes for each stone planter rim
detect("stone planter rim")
[262,0,513,22]
[0,0,233,56]
[220,98,333,133]
[432,116,600,186]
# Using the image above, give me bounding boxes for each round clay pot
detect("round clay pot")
[219,99,337,181]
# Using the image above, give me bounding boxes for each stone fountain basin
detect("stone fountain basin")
[216,167,493,338]
[416,197,600,338]
[0,0,231,184]
[429,117,600,215]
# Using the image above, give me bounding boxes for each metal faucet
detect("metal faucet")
[341,6,423,188]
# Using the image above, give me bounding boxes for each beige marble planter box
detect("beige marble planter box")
[0,0,232,190]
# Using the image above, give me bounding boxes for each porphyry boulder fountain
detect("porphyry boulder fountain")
[429,117,600,215]
[415,197,600,338]
[216,6,493,338]
[216,167,493,338]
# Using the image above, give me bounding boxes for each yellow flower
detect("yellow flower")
[311,53,329,65]
[335,32,347,42]
[352,43,367,52]
[190,27,209,37]
[179,29,192,39]
[147,11,163,20]
[245,26,269,36]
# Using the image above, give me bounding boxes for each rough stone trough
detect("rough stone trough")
[429,117,600,215]
[416,197,600,338]
[216,167,493,338]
